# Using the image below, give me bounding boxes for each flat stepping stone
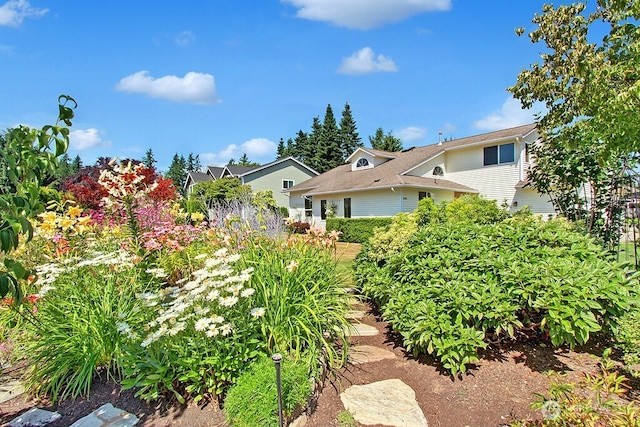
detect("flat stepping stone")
[8,408,61,427]
[344,323,378,337]
[69,403,139,427]
[0,378,25,403]
[349,345,396,364]
[340,379,428,426]
[345,310,366,320]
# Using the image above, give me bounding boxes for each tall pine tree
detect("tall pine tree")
[142,148,157,169]
[186,152,201,172]
[369,127,403,152]
[339,102,362,159]
[165,153,187,195]
[276,138,287,159]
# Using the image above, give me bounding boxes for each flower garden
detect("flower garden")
[1,154,351,426]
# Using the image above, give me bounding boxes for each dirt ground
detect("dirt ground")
[0,242,609,426]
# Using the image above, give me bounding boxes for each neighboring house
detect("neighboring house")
[286,123,555,228]
[184,156,319,208]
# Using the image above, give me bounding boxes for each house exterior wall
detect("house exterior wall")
[242,160,316,208]
[514,188,556,218]
[288,188,458,227]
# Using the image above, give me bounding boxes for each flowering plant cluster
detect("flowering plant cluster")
[98,161,158,209]
[140,221,208,254]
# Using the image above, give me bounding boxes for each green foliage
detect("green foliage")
[510,1,640,246]
[326,217,393,243]
[337,410,358,427]
[238,237,351,367]
[369,127,402,152]
[165,153,187,196]
[224,354,314,427]
[355,214,637,375]
[188,178,252,213]
[120,247,264,403]
[21,243,149,402]
[415,195,509,226]
[511,351,640,426]
[615,308,640,367]
[0,95,76,301]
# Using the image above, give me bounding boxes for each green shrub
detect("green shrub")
[326,217,393,243]
[415,194,509,226]
[356,215,638,375]
[224,354,314,427]
[615,308,640,367]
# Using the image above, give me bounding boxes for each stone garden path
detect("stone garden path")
[337,298,429,427]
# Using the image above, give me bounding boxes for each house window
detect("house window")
[304,198,312,217]
[320,199,327,220]
[356,158,370,168]
[484,143,515,165]
[344,198,351,218]
[433,166,444,176]
[418,191,429,201]
[282,179,294,189]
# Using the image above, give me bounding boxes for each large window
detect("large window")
[344,198,351,218]
[304,198,312,218]
[320,199,327,220]
[484,143,515,166]
[282,179,294,189]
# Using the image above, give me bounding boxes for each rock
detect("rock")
[349,345,396,364]
[340,379,428,427]
[345,310,366,320]
[343,323,378,337]
[69,403,139,427]
[7,408,61,427]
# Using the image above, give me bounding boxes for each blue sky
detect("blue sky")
[1,0,560,172]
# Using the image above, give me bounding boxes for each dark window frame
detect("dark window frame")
[344,198,351,218]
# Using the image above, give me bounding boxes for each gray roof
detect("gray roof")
[289,123,536,196]
[207,166,224,178]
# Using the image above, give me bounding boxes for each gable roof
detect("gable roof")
[207,166,224,178]
[184,171,212,191]
[234,156,319,178]
[287,123,536,196]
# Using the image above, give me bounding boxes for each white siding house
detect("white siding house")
[286,124,555,228]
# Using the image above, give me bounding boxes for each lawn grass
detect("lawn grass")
[334,242,361,288]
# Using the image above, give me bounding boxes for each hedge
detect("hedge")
[326,217,393,243]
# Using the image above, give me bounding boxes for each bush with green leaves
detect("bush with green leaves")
[326,217,393,243]
[414,194,509,227]
[614,308,640,368]
[224,353,315,427]
[355,215,638,375]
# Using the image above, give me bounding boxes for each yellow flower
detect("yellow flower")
[37,221,57,235]
[58,217,75,231]
[67,206,83,218]
[39,211,58,224]
[191,212,205,222]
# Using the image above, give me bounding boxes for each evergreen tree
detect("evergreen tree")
[339,102,362,159]
[294,130,311,165]
[71,155,82,174]
[317,104,343,172]
[369,127,403,152]
[228,158,236,166]
[276,138,286,159]
[186,152,202,172]
[141,148,157,169]
[238,153,260,167]
[306,117,324,172]
[165,153,187,195]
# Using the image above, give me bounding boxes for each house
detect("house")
[286,123,555,227]
[184,156,319,209]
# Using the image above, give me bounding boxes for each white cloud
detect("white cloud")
[473,97,541,131]
[338,47,398,75]
[174,30,195,46]
[0,0,47,27]
[115,71,220,105]
[70,128,111,151]
[200,138,277,166]
[282,0,451,29]
[395,126,427,142]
